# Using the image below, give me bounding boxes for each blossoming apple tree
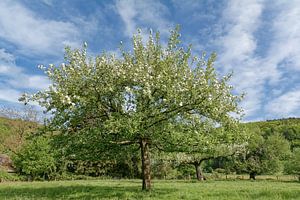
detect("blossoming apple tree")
[20,27,243,190]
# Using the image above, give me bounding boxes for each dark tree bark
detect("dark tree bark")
[194,162,205,181]
[191,155,231,181]
[140,139,151,190]
[249,172,256,180]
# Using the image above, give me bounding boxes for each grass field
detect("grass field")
[0,179,299,200]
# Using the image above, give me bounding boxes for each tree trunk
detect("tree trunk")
[249,172,256,180]
[194,163,205,181]
[140,139,151,190]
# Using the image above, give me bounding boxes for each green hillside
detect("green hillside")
[0,117,38,154]
[243,118,300,149]
[245,117,300,128]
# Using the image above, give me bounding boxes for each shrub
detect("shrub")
[12,137,56,181]
[285,148,300,181]
[0,169,21,182]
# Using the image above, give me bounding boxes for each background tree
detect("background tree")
[285,148,300,181]
[234,131,290,180]
[20,27,242,190]
[159,120,246,181]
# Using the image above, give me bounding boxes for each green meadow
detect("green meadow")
[0,179,299,200]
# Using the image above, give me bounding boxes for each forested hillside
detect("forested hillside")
[244,118,300,150]
[0,117,38,154]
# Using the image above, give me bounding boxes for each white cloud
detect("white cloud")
[266,88,300,117]
[115,0,172,38]
[0,88,22,103]
[261,1,300,117]
[0,0,80,56]
[27,75,50,90]
[218,0,263,68]
[0,48,50,103]
[264,0,300,77]
[7,74,50,90]
[0,60,23,74]
[216,0,300,120]
[115,0,137,37]
[216,0,264,118]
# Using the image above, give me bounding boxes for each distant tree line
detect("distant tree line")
[1,108,300,182]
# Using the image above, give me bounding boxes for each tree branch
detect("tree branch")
[110,140,138,145]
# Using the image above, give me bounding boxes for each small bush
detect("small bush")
[0,170,21,182]
[13,137,56,181]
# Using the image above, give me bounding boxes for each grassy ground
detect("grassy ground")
[212,174,298,181]
[0,179,299,200]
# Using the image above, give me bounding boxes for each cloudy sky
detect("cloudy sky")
[0,0,299,121]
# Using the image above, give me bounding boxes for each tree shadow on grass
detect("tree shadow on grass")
[0,184,175,199]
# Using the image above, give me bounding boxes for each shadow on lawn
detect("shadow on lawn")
[0,184,175,199]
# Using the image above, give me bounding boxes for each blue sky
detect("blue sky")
[0,0,299,121]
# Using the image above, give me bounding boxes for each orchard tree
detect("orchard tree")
[235,132,290,180]
[20,27,242,190]
[159,119,246,181]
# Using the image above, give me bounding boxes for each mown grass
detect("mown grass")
[210,174,298,181]
[0,179,299,200]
